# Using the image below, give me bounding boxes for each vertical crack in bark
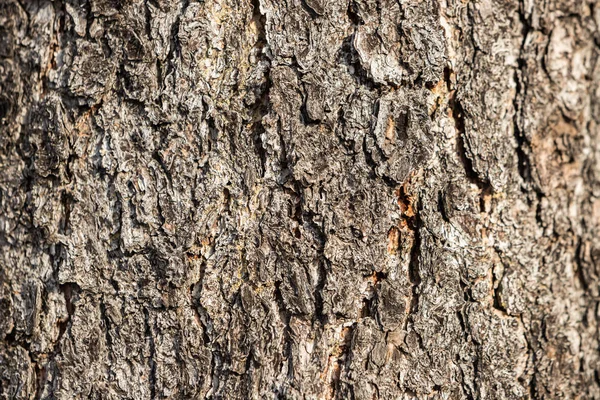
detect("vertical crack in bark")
[251,82,269,177]
[192,284,223,397]
[512,3,545,394]
[99,297,114,379]
[143,307,157,399]
[362,270,388,324]
[56,283,78,356]
[343,1,380,90]
[575,238,589,292]
[520,313,539,399]
[188,256,213,390]
[324,323,355,400]
[188,254,207,331]
[152,148,173,188]
[33,363,46,400]
[41,0,64,97]
[407,228,421,311]
[143,0,153,41]
[455,307,476,400]
[395,181,421,320]
[164,0,190,88]
[512,0,535,190]
[446,66,493,206]
[491,265,508,316]
[273,280,293,385]
[303,210,328,324]
[299,0,320,19]
[249,0,270,178]
[456,300,483,400]
[275,81,329,328]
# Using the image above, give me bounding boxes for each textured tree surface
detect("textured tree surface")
[2,0,600,398]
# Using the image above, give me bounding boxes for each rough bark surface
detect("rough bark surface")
[1,0,600,398]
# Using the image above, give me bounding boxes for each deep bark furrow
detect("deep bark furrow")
[1,0,600,398]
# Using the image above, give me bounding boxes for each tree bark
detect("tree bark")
[1,0,600,398]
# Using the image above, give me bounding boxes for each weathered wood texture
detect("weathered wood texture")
[1,0,600,398]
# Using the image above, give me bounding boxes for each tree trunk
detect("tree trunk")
[1,0,600,398]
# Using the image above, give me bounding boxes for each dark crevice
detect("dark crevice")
[33,362,47,400]
[360,296,374,319]
[455,310,475,400]
[472,351,480,398]
[437,190,450,222]
[336,4,381,90]
[143,0,153,40]
[302,210,328,324]
[373,270,388,282]
[273,281,294,381]
[205,112,218,153]
[143,308,157,399]
[152,149,173,187]
[4,325,19,347]
[299,0,320,19]
[329,323,355,399]
[56,282,78,350]
[392,180,421,326]
[459,276,472,303]
[164,0,190,89]
[366,270,388,326]
[247,0,271,178]
[59,191,73,235]
[99,301,112,349]
[250,77,270,177]
[190,270,227,398]
[285,57,320,128]
[99,297,114,384]
[396,184,416,229]
[314,258,328,323]
[189,273,208,346]
[457,304,479,399]
[407,211,421,314]
[299,87,321,126]
[448,74,490,193]
[520,314,539,400]
[347,0,363,25]
[361,134,383,183]
[42,0,66,96]
[334,108,359,154]
[491,270,507,314]
[575,238,588,291]
[275,112,329,326]
[512,0,539,193]
[513,63,534,187]
[205,319,224,394]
